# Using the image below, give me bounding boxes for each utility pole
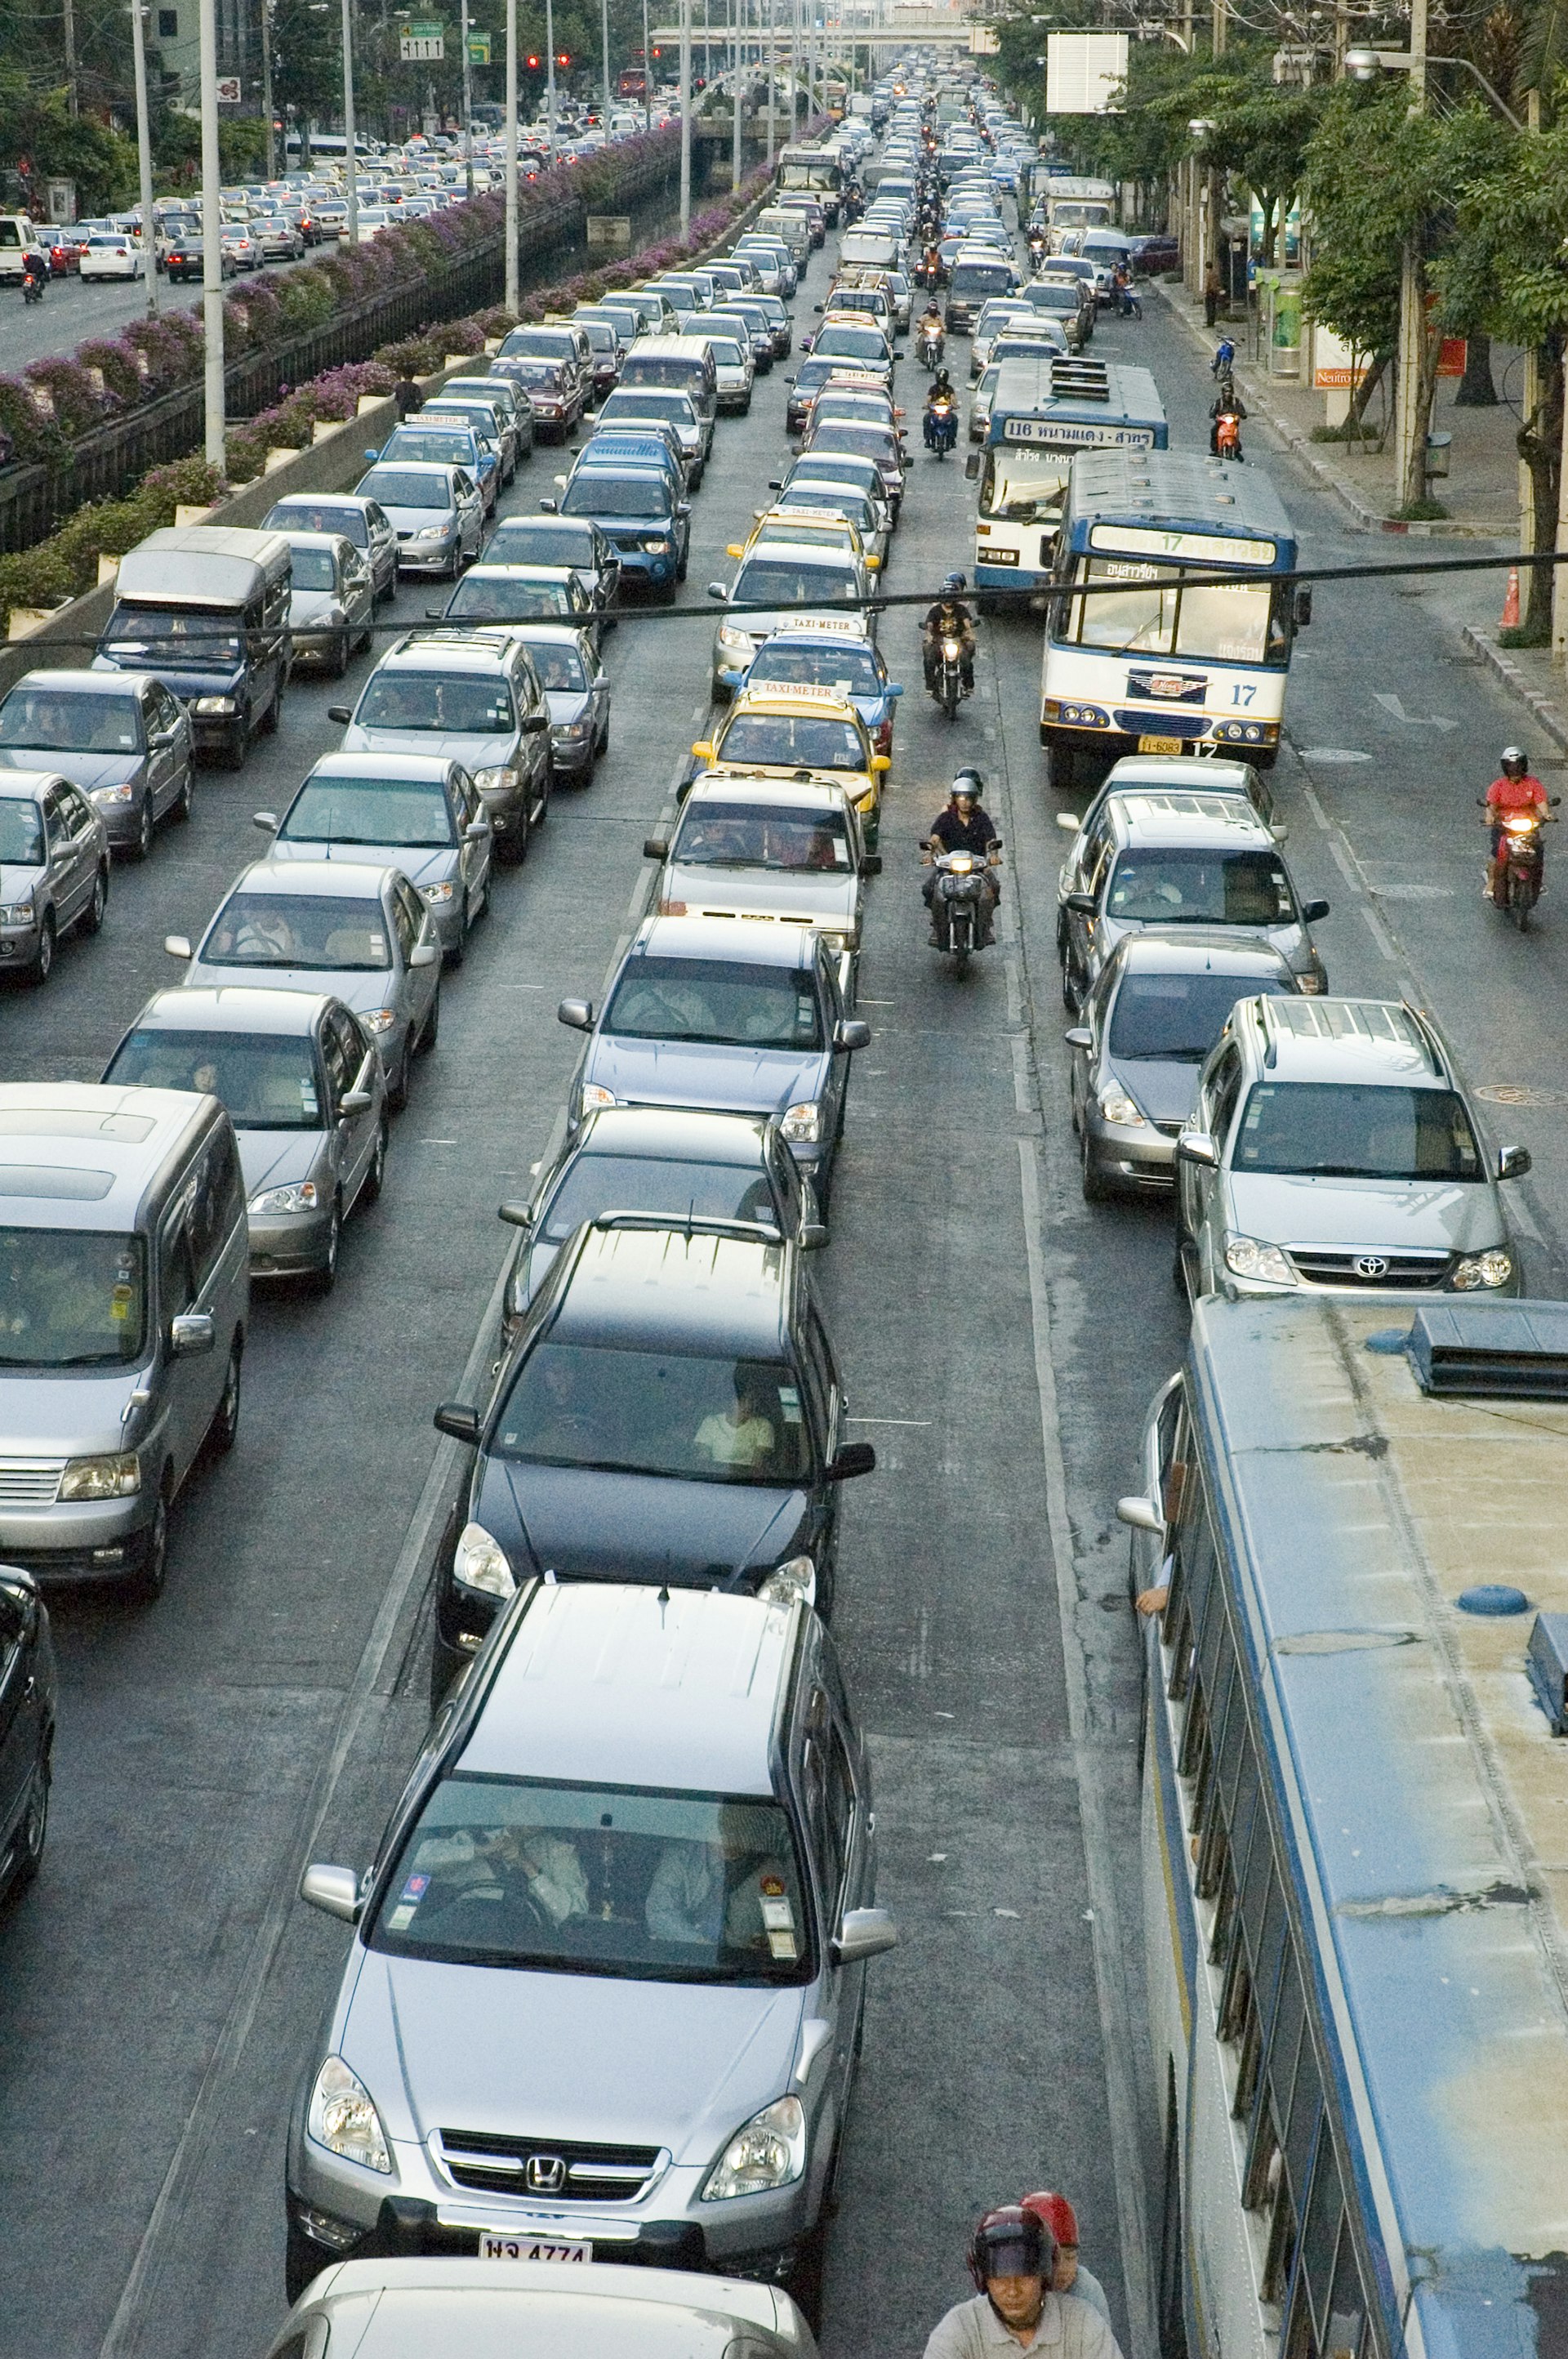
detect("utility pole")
[460,0,475,194]
[764,0,774,162]
[1210,0,1224,55]
[731,0,742,189]
[130,0,161,314]
[63,0,79,113]
[1392,0,1428,512]
[199,0,225,466]
[789,0,797,139]
[546,0,557,163]
[643,0,652,125]
[679,0,691,235]
[342,0,359,243]
[601,0,611,128]
[261,0,276,177]
[505,0,519,309]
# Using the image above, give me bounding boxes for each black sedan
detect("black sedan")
[0,1568,56,1904]
[481,512,621,631]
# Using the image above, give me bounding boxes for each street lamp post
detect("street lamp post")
[546,0,557,164]
[644,0,652,126]
[460,0,475,196]
[764,0,774,163]
[198,0,225,466]
[261,0,275,178]
[732,0,742,190]
[341,0,359,245]
[129,0,160,315]
[602,0,612,128]
[679,0,692,235]
[505,0,519,310]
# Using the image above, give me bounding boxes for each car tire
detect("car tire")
[127,1478,171,1605]
[131,794,154,861]
[209,1337,243,1453]
[172,762,194,824]
[29,913,55,987]
[417,991,440,1054]
[1080,1125,1111,1203]
[81,864,108,937]
[387,1035,412,1112]
[7,1735,51,1897]
[310,1197,341,1296]
[362,1118,389,1206]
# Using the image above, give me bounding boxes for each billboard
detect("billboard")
[1045,33,1128,114]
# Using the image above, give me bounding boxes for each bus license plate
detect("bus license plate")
[1138,734,1183,756]
[479,2235,592,2263]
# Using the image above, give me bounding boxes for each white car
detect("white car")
[79,234,145,282]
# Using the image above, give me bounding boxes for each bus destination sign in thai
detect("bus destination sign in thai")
[1089,523,1278,567]
[1003,421,1155,449]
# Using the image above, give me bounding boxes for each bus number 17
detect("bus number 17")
[1231,683,1257,707]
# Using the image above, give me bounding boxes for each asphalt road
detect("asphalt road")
[0,256,318,378]
[2,216,1565,2359]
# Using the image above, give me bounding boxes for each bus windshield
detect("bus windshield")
[1070,558,1287,667]
[980,447,1071,527]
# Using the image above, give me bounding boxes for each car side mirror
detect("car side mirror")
[725,542,745,560]
[1498,1144,1532,1180]
[300,1863,361,1922]
[558,996,595,1030]
[465,818,489,841]
[170,1311,216,1358]
[691,739,715,760]
[339,1088,373,1116]
[163,934,192,960]
[871,753,891,774]
[800,1220,829,1251]
[1116,1494,1165,1536]
[252,810,278,832]
[1301,897,1331,923]
[1064,890,1097,916]
[831,1904,898,1964]
[498,1201,534,1228]
[425,605,448,619]
[1063,1026,1091,1050]
[409,940,439,969]
[644,836,670,859]
[860,853,882,877]
[1294,586,1313,627]
[363,446,381,462]
[767,478,782,491]
[706,582,728,601]
[1054,811,1081,833]
[433,1400,482,1444]
[326,704,352,724]
[826,1438,876,1482]
[1176,1130,1219,1169]
[834,1019,871,1051]
[523,712,550,734]
[151,727,178,747]
[538,496,558,512]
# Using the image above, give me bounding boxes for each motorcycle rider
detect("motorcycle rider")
[20,247,47,298]
[1484,744,1551,897]
[922,575,976,699]
[923,767,1000,943]
[918,300,946,363]
[924,368,958,451]
[1209,378,1246,457]
[923,2205,1123,2359]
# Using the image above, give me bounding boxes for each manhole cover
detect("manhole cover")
[1474,1084,1568,1108]
[1299,747,1373,765]
[1369,882,1453,901]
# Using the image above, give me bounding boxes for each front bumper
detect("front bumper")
[291,628,348,665]
[0,916,45,965]
[249,1208,336,1275]
[614,548,679,586]
[396,536,459,573]
[1039,716,1281,769]
[0,1498,158,1585]
[1084,1114,1178,1188]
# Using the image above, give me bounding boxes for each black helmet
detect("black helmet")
[1501,745,1528,774]
[967,2205,1053,2291]
[942,571,967,597]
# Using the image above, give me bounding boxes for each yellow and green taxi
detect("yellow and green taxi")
[691,681,890,845]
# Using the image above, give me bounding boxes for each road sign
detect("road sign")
[466,29,490,63]
[401,20,445,56]
[215,74,242,102]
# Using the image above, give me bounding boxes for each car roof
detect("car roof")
[634,912,817,970]
[0,1082,219,1228]
[0,768,73,804]
[128,984,334,1037]
[755,619,875,649]
[550,1216,793,1353]
[376,628,523,670]
[303,750,459,783]
[1243,995,1450,1083]
[1108,929,1296,979]
[1109,792,1275,848]
[229,857,393,901]
[572,1104,773,1165]
[728,683,860,720]
[292,2254,795,2351]
[7,669,145,699]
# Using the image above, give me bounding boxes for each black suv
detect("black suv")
[431,1216,874,1695]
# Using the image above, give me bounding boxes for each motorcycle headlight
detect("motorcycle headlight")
[1223,1233,1297,1287]
[1453,1249,1513,1291]
[307,2055,392,2174]
[250,1180,320,1216]
[194,697,237,715]
[91,783,136,805]
[1503,814,1537,835]
[702,2095,806,2201]
[581,1082,617,1114]
[59,1451,140,1501]
[361,1006,397,1035]
[781,1100,822,1144]
[452,1520,516,1598]
[941,637,960,658]
[1098,1086,1147,1129]
[421,880,456,903]
[756,1554,816,1608]
[472,766,518,793]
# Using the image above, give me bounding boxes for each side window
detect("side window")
[43,786,69,850]
[1207,1047,1245,1148]
[1080,819,1112,896]
[801,1306,836,1449]
[453,469,474,498]
[514,653,542,716]
[156,688,184,736]
[158,1206,194,1321]
[318,1016,352,1108]
[822,1724,856,1902]
[817,943,843,1026]
[186,1128,242,1285]
[67,786,96,840]
[393,880,425,955]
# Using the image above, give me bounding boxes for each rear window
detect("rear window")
[265,502,368,545]
[623,356,704,392]
[605,952,822,1051]
[383,430,476,466]
[951,262,1013,297]
[1107,970,1290,1062]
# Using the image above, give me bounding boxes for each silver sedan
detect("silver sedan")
[257,751,493,964]
[281,533,376,677]
[0,770,111,984]
[506,625,609,782]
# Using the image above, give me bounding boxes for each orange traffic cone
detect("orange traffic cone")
[1502,565,1521,629]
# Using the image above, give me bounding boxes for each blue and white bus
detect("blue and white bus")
[1040,451,1306,794]
[972,356,1166,606]
[1124,1294,1568,2359]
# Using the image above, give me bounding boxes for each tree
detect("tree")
[0,84,138,216]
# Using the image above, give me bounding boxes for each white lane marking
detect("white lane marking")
[1298,747,1371,766]
[1373,690,1458,733]
[1296,774,1334,832]
[1327,833,1361,890]
[98,1248,515,2359]
[1004,957,1022,1027]
[1361,903,1400,962]
[1016,1138,1156,2359]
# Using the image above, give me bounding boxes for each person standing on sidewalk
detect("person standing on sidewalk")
[1204,261,1221,328]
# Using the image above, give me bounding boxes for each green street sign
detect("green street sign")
[466,29,491,61]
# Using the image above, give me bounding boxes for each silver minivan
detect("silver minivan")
[0,1083,248,1600]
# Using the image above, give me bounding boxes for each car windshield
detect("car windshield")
[288,546,338,591]
[675,800,852,870]
[354,673,514,732]
[509,360,567,388]
[525,643,588,691]
[1108,970,1290,1061]
[493,1340,813,1485]
[268,503,368,544]
[0,689,140,753]
[281,778,454,847]
[979,448,1071,527]
[1233,1083,1485,1180]
[625,359,702,390]
[1105,848,1294,928]
[716,716,863,772]
[541,1151,780,1242]
[488,523,593,565]
[447,576,573,622]
[564,475,670,520]
[103,607,243,664]
[750,642,880,693]
[604,953,822,1050]
[0,800,45,863]
[816,332,886,361]
[0,1227,147,1367]
[105,1027,327,1130]
[383,430,475,466]
[706,339,745,365]
[360,470,449,510]
[370,1774,811,1984]
[733,560,856,609]
[203,890,391,970]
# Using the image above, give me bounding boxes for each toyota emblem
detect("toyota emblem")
[1352,1255,1389,1280]
[524,2153,568,2193]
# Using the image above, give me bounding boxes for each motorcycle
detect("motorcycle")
[924,840,1001,971]
[924,395,957,458]
[1483,800,1558,930]
[928,632,970,719]
[1027,230,1048,270]
[1214,408,1243,461]
[1211,337,1236,380]
[918,323,945,370]
[21,265,44,305]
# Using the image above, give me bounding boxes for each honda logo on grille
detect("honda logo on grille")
[524,2154,568,2192]
[1352,1255,1390,1279]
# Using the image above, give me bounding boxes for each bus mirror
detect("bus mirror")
[1294,586,1313,627]
[964,451,979,479]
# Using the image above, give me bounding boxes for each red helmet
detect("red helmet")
[967,2205,1054,2292]
[1022,2190,1079,2250]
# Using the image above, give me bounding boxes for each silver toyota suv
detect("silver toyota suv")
[288,1580,896,2311]
[1174,996,1529,1301]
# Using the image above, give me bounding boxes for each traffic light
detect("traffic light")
[556,50,569,65]
[526,51,540,65]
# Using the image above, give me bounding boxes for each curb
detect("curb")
[1461,624,1568,758]
[1147,279,1512,542]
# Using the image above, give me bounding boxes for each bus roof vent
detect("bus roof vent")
[1407,1302,1568,1398]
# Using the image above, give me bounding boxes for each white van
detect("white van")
[0,216,46,283]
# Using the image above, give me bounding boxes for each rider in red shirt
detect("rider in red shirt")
[1485,746,1549,892]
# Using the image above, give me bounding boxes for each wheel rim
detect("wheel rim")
[36,923,52,979]
[218,1346,240,1443]
[23,1752,48,1862]
[324,1205,341,1278]
[138,800,153,856]
[91,873,105,927]
[145,1492,168,1594]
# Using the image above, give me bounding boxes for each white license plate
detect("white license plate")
[479,2234,592,2263]
[1138,734,1183,756]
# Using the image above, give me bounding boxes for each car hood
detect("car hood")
[379,502,457,534]
[1111,1057,1203,1126]
[0,862,44,897]
[585,1036,828,1122]
[341,725,517,771]
[1224,1172,1505,1251]
[0,747,143,791]
[0,1362,155,1456]
[345,1949,805,2164]
[477,1459,808,1587]
[663,863,858,932]
[270,837,457,889]
[238,1128,327,1195]
[290,589,345,627]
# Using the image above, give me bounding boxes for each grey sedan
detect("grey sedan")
[261,493,399,603]
[434,564,600,647]
[256,751,493,964]
[101,987,388,1291]
[280,532,375,677]
[508,624,608,782]
[164,859,440,1109]
[0,668,193,861]
[353,461,484,578]
[0,771,111,983]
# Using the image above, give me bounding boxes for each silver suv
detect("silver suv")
[289,1581,896,2309]
[1174,996,1528,1301]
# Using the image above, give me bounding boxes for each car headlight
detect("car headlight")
[717,624,753,649]
[702,2095,807,2201]
[361,1006,397,1035]
[581,1082,617,1114]
[194,697,238,715]
[414,524,451,541]
[641,535,673,553]
[757,1554,815,1608]
[1453,1249,1513,1291]
[0,901,35,925]
[91,783,136,805]
[1298,972,1325,994]
[250,1180,319,1216]
[452,1519,516,1598]
[307,2055,392,2175]
[421,880,455,904]
[1223,1233,1297,1287]
[472,765,519,793]
[59,1451,140,1501]
[554,720,590,739]
[1098,1086,1147,1129]
[781,1101,822,1144]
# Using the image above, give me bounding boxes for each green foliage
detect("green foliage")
[0,456,225,635]
[0,88,138,216]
